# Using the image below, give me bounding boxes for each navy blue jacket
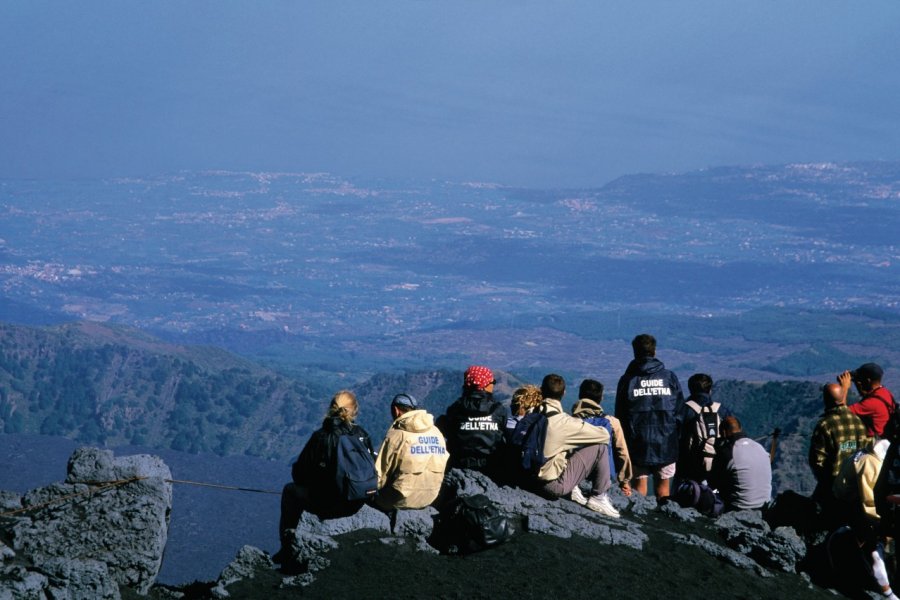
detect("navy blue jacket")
[615,357,685,466]
[437,390,508,471]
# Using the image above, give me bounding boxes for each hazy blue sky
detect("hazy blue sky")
[2,1,898,187]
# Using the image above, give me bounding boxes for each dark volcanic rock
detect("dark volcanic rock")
[716,510,807,573]
[1,447,172,597]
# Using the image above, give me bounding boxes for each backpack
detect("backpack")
[430,494,515,554]
[510,407,559,475]
[685,400,721,474]
[333,433,378,502]
[876,389,899,440]
[583,415,616,480]
[673,479,724,517]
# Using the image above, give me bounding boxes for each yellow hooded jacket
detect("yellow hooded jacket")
[375,409,449,510]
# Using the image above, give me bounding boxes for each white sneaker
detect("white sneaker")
[569,486,588,506]
[586,493,621,518]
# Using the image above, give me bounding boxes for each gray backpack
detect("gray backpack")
[685,400,721,474]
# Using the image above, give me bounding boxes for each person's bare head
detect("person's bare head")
[721,415,742,438]
[328,390,359,423]
[823,383,845,409]
[631,334,656,359]
[541,374,566,400]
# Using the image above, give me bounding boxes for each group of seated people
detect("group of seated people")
[273,334,900,596]
[274,334,776,556]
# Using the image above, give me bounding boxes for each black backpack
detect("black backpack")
[430,494,515,554]
[333,433,378,502]
[673,479,724,517]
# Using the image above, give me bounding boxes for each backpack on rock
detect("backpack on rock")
[430,494,515,554]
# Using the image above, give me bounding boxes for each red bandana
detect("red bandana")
[464,365,494,390]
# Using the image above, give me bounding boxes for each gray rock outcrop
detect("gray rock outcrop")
[1,447,172,597]
[716,510,807,573]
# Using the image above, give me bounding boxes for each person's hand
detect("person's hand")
[620,481,632,497]
[838,370,853,391]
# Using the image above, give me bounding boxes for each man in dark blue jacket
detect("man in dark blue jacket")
[615,333,685,499]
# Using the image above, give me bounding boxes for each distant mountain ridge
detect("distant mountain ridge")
[0,321,323,460]
[0,321,478,460]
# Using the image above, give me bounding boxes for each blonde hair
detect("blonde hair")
[327,390,359,424]
[511,385,542,416]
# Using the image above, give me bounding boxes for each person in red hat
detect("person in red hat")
[437,365,509,479]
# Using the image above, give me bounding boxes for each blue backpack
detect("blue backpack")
[510,408,559,475]
[333,433,378,502]
[582,415,616,480]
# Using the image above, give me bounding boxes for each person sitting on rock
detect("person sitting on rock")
[708,416,771,511]
[374,392,449,511]
[834,438,890,531]
[275,390,376,563]
[437,365,508,477]
[505,384,543,441]
[571,378,633,497]
[832,436,891,577]
[536,373,619,518]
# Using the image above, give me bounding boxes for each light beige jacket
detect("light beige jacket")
[571,397,634,484]
[833,438,889,522]
[375,409,449,510]
[537,398,610,482]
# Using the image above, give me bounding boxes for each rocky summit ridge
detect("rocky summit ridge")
[0,448,842,599]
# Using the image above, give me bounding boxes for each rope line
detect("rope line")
[0,427,790,519]
[164,478,281,495]
[0,476,146,518]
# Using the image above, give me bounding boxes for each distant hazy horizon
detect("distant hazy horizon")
[3,1,899,188]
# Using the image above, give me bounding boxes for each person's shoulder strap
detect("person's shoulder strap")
[539,403,560,418]
[710,402,721,412]
[685,400,702,414]
[873,388,897,410]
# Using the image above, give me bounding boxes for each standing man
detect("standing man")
[615,333,685,499]
[437,365,508,476]
[374,393,449,511]
[809,382,871,507]
[844,363,896,438]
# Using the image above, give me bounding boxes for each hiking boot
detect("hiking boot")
[586,493,621,518]
[569,486,588,506]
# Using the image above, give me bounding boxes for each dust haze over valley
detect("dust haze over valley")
[3,2,900,594]
[2,163,900,386]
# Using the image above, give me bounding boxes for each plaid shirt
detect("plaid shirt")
[809,405,871,480]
